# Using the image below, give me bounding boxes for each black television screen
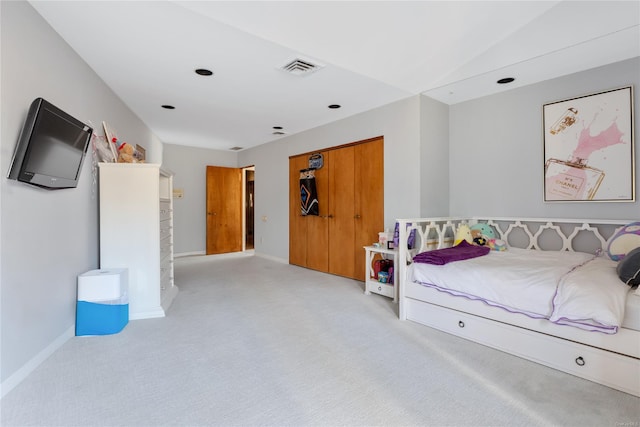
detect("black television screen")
[7,98,93,189]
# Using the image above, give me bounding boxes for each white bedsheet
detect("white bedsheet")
[551,256,630,333]
[623,294,640,331]
[409,248,630,334]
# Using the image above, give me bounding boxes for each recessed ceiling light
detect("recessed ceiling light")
[195,68,213,76]
[161,105,175,109]
[497,77,515,84]
[328,104,341,109]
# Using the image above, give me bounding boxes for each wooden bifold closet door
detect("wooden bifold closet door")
[289,137,383,281]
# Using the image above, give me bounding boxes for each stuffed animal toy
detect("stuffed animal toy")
[454,224,473,245]
[617,247,640,286]
[607,222,640,261]
[470,223,496,239]
[112,137,138,163]
[470,228,486,246]
[488,238,507,251]
[118,143,136,163]
[470,223,497,246]
[473,235,487,246]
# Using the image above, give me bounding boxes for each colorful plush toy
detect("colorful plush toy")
[488,238,507,251]
[455,223,507,250]
[470,223,496,239]
[470,223,497,246]
[607,222,640,261]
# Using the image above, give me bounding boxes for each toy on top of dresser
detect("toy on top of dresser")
[112,137,144,163]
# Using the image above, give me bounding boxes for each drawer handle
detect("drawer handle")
[377,286,382,292]
[575,356,585,367]
[458,321,465,328]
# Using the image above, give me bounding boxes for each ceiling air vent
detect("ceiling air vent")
[280,58,324,76]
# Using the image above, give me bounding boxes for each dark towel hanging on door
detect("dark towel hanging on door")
[300,168,319,216]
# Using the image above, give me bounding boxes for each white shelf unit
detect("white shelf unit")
[364,246,398,302]
[98,163,178,319]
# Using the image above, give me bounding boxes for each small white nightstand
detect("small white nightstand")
[363,246,398,302]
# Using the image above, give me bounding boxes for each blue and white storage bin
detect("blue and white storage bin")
[76,268,128,336]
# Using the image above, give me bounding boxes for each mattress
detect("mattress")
[409,248,631,334]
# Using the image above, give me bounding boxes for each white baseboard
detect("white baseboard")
[174,250,285,264]
[174,251,206,258]
[1,325,74,399]
[254,252,288,264]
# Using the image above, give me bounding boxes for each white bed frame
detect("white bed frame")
[397,217,640,397]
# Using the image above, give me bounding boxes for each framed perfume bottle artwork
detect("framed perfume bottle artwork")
[543,86,635,202]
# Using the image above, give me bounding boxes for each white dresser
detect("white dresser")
[98,163,178,319]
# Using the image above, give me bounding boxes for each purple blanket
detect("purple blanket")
[413,240,490,265]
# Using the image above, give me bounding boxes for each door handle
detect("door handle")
[354,214,361,219]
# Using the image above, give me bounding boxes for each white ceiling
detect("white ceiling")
[29,1,640,151]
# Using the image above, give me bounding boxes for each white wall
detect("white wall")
[164,95,443,261]
[420,95,450,217]
[162,144,238,255]
[239,95,423,261]
[449,57,639,220]
[160,96,426,261]
[0,2,163,395]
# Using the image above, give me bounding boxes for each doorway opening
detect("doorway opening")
[243,166,255,251]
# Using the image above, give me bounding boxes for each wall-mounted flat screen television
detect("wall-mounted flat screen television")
[7,98,93,189]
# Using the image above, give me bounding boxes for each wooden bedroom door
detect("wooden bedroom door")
[206,166,243,255]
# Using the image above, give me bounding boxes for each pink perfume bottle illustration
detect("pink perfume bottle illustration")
[544,105,622,200]
[544,156,605,200]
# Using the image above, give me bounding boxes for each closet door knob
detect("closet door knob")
[354,214,361,219]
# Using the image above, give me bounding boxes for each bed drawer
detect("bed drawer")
[406,298,640,397]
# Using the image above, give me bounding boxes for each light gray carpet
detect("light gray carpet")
[2,254,638,426]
